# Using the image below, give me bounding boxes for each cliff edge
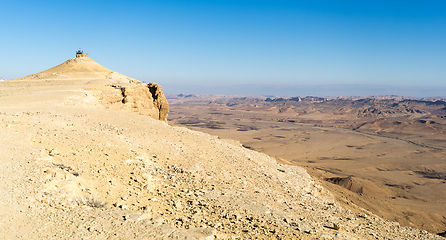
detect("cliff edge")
[0,55,441,239]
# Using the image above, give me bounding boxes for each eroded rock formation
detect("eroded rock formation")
[119,83,169,121]
[148,83,169,121]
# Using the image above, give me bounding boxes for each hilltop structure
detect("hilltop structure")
[76,49,89,58]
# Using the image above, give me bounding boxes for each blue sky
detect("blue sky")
[1,0,445,96]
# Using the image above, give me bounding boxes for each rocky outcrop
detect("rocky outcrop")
[119,83,169,121]
[147,83,169,121]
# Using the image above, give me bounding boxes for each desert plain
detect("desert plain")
[168,94,446,236]
[0,54,444,239]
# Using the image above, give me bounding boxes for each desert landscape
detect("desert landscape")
[0,53,443,239]
[167,94,446,236]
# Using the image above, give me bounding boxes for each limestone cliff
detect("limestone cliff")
[119,83,169,121]
[148,83,169,121]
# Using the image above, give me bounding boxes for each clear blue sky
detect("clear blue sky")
[1,0,445,95]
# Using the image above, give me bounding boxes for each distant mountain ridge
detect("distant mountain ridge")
[161,83,446,98]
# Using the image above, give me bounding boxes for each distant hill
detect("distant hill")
[12,54,131,81]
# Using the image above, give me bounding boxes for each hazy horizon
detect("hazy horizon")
[161,83,446,99]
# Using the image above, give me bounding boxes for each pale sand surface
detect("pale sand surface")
[168,95,446,235]
[0,57,443,238]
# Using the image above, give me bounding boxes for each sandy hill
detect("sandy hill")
[0,54,442,239]
[13,54,130,81]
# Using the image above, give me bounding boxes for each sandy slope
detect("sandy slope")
[13,57,130,81]
[0,62,442,238]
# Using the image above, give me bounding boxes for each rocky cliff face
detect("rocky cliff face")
[148,83,169,121]
[119,83,169,121]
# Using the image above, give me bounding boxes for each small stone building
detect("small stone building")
[76,50,89,58]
